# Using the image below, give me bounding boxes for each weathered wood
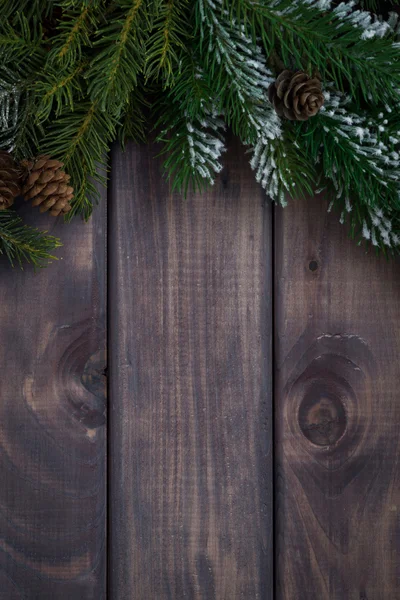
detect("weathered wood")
[109,138,273,599]
[0,197,107,598]
[275,196,400,600]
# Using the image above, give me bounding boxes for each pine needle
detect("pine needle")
[0,209,61,268]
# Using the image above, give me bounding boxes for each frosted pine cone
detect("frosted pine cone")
[268,70,324,121]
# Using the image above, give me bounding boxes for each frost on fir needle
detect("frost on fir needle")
[0,82,20,152]
[312,91,400,248]
[333,2,391,39]
[198,0,275,142]
[186,111,226,184]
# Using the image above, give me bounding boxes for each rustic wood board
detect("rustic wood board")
[109,139,273,599]
[275,197,400,600]
[0,196,107,598]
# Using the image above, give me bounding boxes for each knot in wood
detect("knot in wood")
[299,390,346,446]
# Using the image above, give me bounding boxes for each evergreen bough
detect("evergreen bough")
[0,0,399,266]
[0,210,61,268]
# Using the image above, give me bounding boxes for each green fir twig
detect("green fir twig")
[0,209,61,268]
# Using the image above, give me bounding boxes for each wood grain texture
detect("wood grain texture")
[0,196,107,598]
[275,196,400,600]
[109,138,273,600]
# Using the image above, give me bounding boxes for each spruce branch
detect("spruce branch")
[41,101,116,218]
[0,16,46,156]
[157,105,226,195]
[0,14,45,80]
[197,0,274,143]
[0,80,21,152]
[0,209,61,268]
[299,90,400,251]
[359,0,395,12]
[1,0,400,257]
[223,0,400,104]
[0,0,54,22]
[118,86,148,146]
[155,56,227,192]
[87,0,149,116]
[145,0,192,87]
[162,53,214,119]
[35,62,86,122]
[11,89,44,160]
[250,119,316,206]
[48,0,102,68]
[359,0,378,10]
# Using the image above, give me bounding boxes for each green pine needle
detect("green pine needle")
[145,0,192,87]
[48,0,101,69]
[297,92,400,252]
[0,210,61,268]
[222,0,400,105]
[41,101,115,219]
[87,0,149,117]
[118,86,148,146]
[0,13,45,80]
[156,106,226,195]
[0,0,53,23]
[1,0,400,256]
[35,62,86,122]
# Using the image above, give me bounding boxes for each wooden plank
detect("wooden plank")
[0,194,107,598]
[109,138,273,599]
[275,196,400,599]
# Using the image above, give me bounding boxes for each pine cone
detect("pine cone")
[268,70,324,121]
[21,155,73,216]
[0,151,22,210]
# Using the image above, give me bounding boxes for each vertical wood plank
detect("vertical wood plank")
[0,195,107,598]
[109,139,273,599]
[275,196,400,600]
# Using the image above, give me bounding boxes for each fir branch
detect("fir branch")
[1,0,400,258]
[250,120,316,205]
[162,53,214,118]
[299,90,400,251]
[48,0,102,68]
[0,15,46,156]
[358,205,400,254]
[359,0,395,12]
[359,0,377,9]
[332,3,391,40]
[0,0,54,22]
[145,0,191,87]
[0,209,61,268]
[224,0,400,104]
[12,89,44,160]
[118,86,148,146]
[41,101,115,218]
[155,54,227,192]
[35,62,86,122]
[197,0,274,143]
[157,106,226,194]
[387,10,400,38]
[0,80,21,152]
[0,14,45,80]
[87,0,149,116]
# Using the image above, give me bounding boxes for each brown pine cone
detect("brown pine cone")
[0,151,22,210]
[21,155,73,216]
[268,70,324,121]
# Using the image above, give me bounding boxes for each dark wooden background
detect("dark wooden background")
[0,139,399,599]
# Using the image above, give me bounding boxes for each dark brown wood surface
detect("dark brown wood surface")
[0,197,107,598]
[275,197,400,599]
[109,139,273,599]
[2,144,400,600]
